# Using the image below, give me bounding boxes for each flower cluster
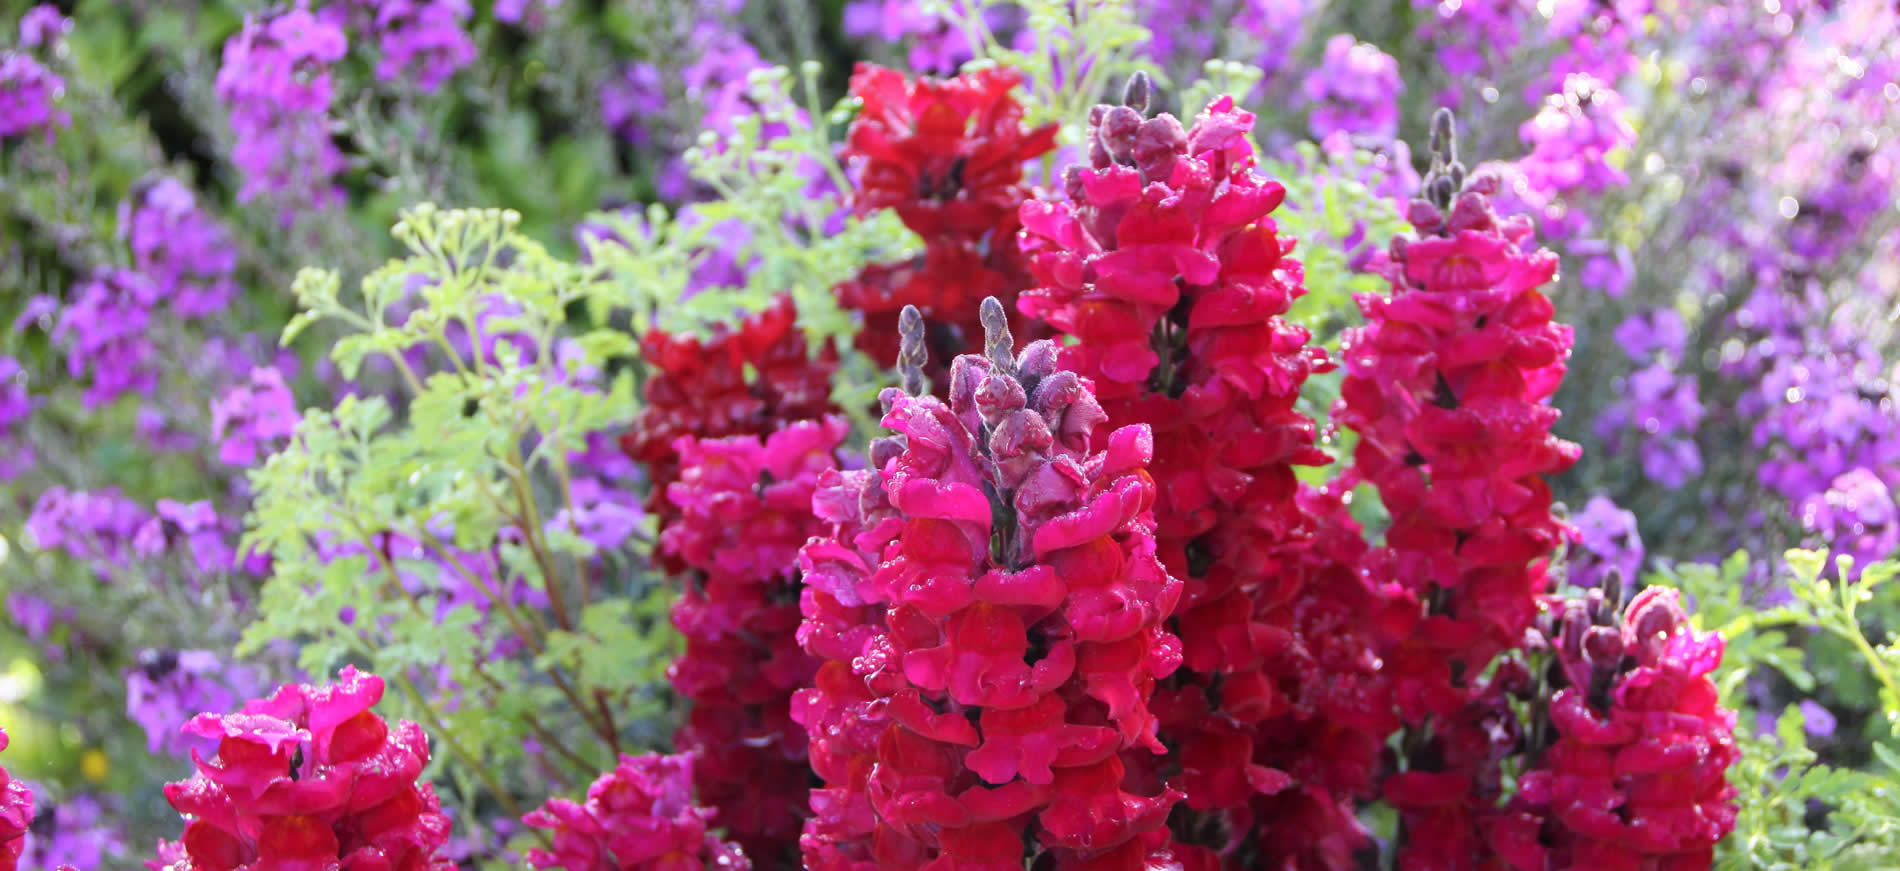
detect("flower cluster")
[660,418,849,864]
[0,356,34,481]
[54,268,163,408]
[619,296,839,570]
[1303,35,1404,139]
[210,367,300,468]
[0,48,65,142]
[1015,82,1396,867]
[522,752,749,871]
[794,303,1185,869]
[835,64,1057,382]
[1496,74,1636,243]
[26,487,152,573]
[161,667,454,871]
[1566,495,1643,593]
[18,793,125,871]
[126,650,255,758]
[0,730,31,871]
[322,0,476,92]
[118,178,241,320]
[1495,586,1739,870]
[214,8,349,210]
[1337,112,1581,869]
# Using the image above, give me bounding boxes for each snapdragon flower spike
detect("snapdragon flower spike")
[1493,587,1739,871]
[620,295,840,573]
[837,64,1057,388]
[661,417,849,865]
[522,753,750,871]
[1017,81,1394,866]
[0,729,31,871]
[1340,109,1580,717]
[160,666,455,871]
[795,302,1185,870]
[1339,110,1580,871]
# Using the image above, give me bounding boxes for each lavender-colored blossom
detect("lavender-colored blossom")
[18,5,68,47]
[1799,699,1838,738]
[601,62,666,147]
[6,592,69,646]
[54,268,161,407]
[26,487,152,572]
[215,9,349,210]
[327,0,476,91]
[1518,75,1635,196]
[210,366,299,467]
[133,500,239,578]
[1753,348,1900,510]
[118,178,240,319]
[494,0,560,25]
[1798,468,1899,578]
[0,357,34,481]
[1302,35,1403,139]
[0,51,66,142]
[546,477,643,552]
[1567,495,1644,591]
[125,649,252,757]
[17,793,126,870]
[1598,362,1706,489]
[843,0,978,74]
[1614,309,1689,363]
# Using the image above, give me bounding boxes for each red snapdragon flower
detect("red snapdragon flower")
[0,729,31,871]
[661,418,850,864]
[844,64,1058,241]
[835,65,1056,389]
[1491,588,1738,871]
[1016,82,1391,868]
[160,667,454,871]
[1337,111,1581,871]
[522,752,750,871]
[794,303,1185,870]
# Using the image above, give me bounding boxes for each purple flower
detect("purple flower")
[26,487,152,572]
[843,0,982,74]
[210,366,299,467]
[1799,699,1838,738]
[1302,35,1404,139]
[17,792,125,870]
[54,268,162,407]
[117,178,239,319]
[600,62,666,147]
[328,0,476,92]
[0,357,34,481]
[1598,362,1706,489]
[1797,468,1898,579]
[133,500,240,577]
[1518,75,1635,196]
[18,5,68,48]
[0,51,66,141]
[6,592,69,646]
[215,9,349,211]
[1567,495,1644,591]
[125,649,256,757]
[1613,309,1689,363]
[494,0,560,25]
[546,477,643,552]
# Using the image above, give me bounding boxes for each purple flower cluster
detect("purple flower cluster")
[1798,469,1899,579]
[16,792,126,870]
[210,366,300,467]
[25,487,152,574]
[323,0,476,92]
[0,357,34,481]
[214,8,349,210]
[0,40,66,142]
[125,649,257,757]
[842,0,976,74]
[52,269,161,408]
[118,178,240,320]
[1303,34,1403,139]
[1567,495,1644,591]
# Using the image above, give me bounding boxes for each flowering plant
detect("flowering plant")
[2,2,1898,870]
